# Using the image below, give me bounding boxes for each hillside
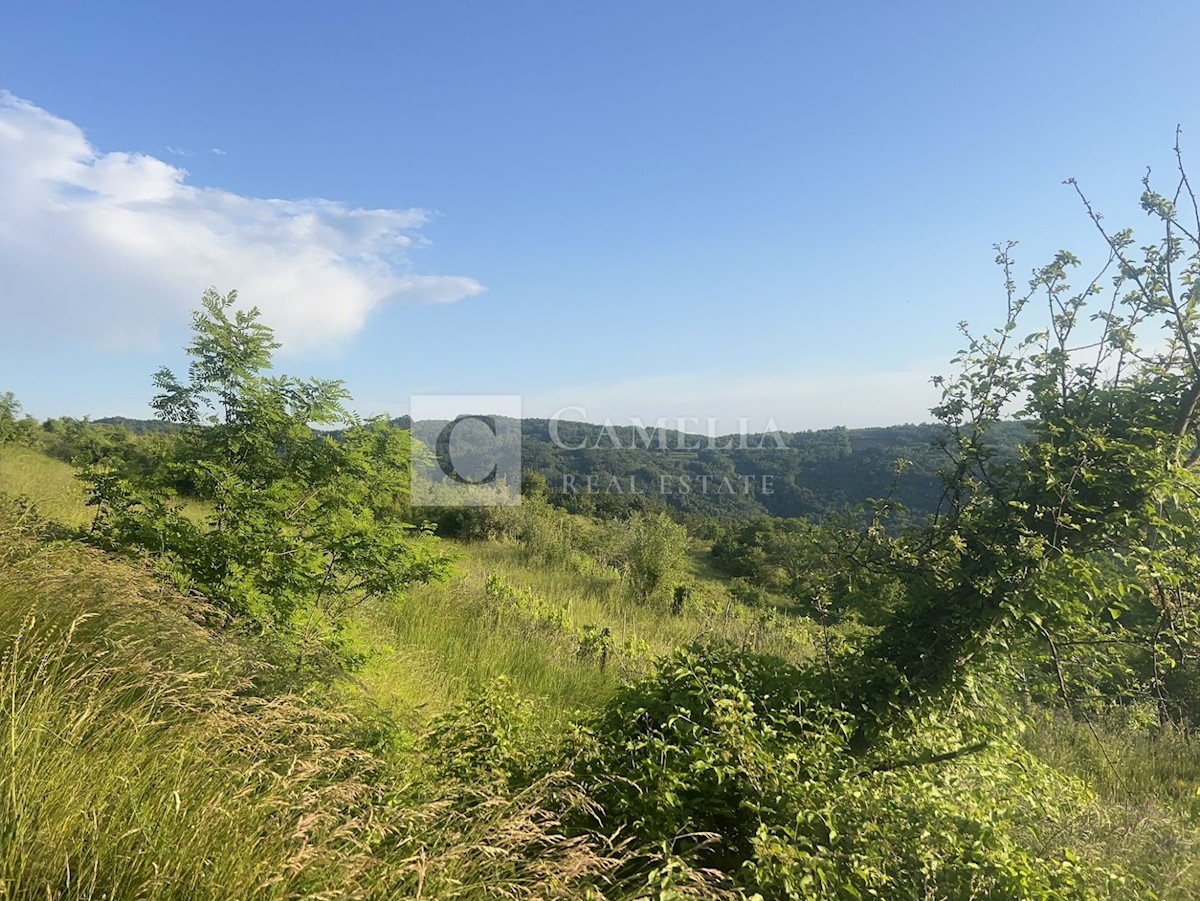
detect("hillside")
[518,418,1032,519]
[3,441,1200,898]
[10,9,1200,898]
[94,414,1031,520]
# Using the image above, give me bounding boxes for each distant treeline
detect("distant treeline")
[402,416,1032,521]
[79,413,1030,521]
[79,414,1031,520]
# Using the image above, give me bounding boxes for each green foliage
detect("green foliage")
[423,678,548,791]
[0,498,389,897]
[479,572,653,676]
[575,623,614,668]
[415,480,525,541]
[518,495,584,565]
[37,415,168,474]
[0,392,36,446]
[577,644,1131,899]
[416,411,1025,521]
[82,289,450,665]
[843,149,1200,746]
[485,572,571,632]
[622,511,690,604]
[711,516,904,624]
[0,392,20,444]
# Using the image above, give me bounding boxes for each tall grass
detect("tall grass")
[470,540,816,659]
[0,500,631,899]
[0,516,376,897]
[356,537,819,727]
[0,446,91,529]
[357,579,620,724]
[1023,709,1200,898]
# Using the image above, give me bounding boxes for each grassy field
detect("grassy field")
[0,495,627,899]
[0,445,214,529]
[0,445,93,528]
[356,527,818,724]
[0,445,811,725]
[5,444,1200,897]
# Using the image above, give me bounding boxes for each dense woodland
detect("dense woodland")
[91,415,1028,522]
[4,161,1200,899]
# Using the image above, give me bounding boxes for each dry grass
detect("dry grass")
[1023,711,1200,899]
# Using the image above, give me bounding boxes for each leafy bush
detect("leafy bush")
[82,290,451,667]
[622,511,690,604]
[485,572,570,632]
[712,516,904,625]
[418,487,525,540]
[422,678,549,791]
[518,497,584,565]
[0,392,36,446]
[575,644,1133,899]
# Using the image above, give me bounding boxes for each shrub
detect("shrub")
[0,392,36,446]
[623,511,690,604]
[574,644,1133,899]
[81,290,451,667]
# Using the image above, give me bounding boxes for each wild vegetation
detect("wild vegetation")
[4,158,1200,898]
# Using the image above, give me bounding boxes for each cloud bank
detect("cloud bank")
[0,91,484,351]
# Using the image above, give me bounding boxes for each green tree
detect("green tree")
[624,511,690,603]
[85,289,449,666]
[846,138,1200,746]
[0,392,35,446]
[0,393,20,445]
[711,516,904,624]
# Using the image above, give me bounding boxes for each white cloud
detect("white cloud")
[0,91,485,352]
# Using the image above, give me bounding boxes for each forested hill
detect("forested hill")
[91,414,1029,520]
[394,416,1032,521]
[90,413,1029,520]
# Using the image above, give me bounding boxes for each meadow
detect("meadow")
[3,435,1200,899]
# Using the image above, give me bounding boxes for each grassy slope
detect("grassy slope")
[0,458,627,899]
[0,446,812,722]
[0,505,381,898]
[0,446,92,528]
[5,445,1200,896]
[357,538,819,726]
[0,445,213,528]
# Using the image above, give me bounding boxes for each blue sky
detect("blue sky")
[2,1,1199,430]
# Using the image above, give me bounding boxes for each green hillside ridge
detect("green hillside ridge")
[86,412,1030,520]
